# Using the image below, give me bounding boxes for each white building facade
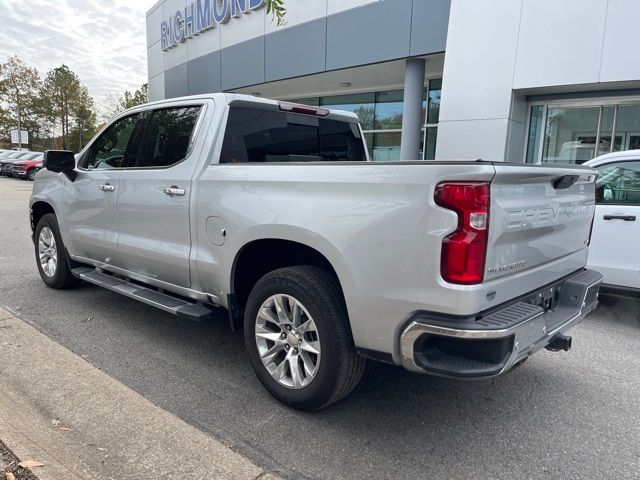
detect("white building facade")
[147,0,640,164]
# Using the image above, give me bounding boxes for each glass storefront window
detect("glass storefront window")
[290,97,320,106]
[320,93,375,130]
[374,90,404,130]
[527,102,640,163]
[525,105,544,163]
[427,78,442,125]
[613,105,640,151]
[425,127,437,160]
[286,79,443,161]
[363,132,374,159]
[596,106,618,153]
[542,106,601,164]
[372,132,402,161]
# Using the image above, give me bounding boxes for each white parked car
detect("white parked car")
[585,151,640,293]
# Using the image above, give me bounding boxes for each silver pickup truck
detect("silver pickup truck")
[30,93,602,411]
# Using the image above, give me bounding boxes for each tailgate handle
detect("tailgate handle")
[603,214,636,221]
[552,175,579,190]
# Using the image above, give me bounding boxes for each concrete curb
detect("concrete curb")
[0,306,280,480]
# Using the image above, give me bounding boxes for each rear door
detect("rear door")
[115,104,204,288]
[588,159,640,289]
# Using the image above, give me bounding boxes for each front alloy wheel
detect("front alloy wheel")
[38,227,58,277]
[34,213,80,289]
[255,294,321,389]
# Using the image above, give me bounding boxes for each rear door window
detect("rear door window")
[219,106,366,163]
[131,106,202,168]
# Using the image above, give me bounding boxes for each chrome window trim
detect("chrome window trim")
[77,102,208,173]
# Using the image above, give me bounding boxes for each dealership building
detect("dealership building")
[146,0,640,164]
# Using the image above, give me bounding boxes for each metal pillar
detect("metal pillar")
[400,58,426,160]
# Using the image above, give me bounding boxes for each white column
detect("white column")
[400,58,426,160]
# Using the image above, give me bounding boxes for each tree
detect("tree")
[41,65,96,151]
[102,83,149,120]
[120,83,148,110]
[69,86,97,152]
[354,106,374,131]
[266,0,286,26]
[0,55,42,149]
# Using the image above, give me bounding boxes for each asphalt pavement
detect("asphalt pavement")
[1,176,639,479]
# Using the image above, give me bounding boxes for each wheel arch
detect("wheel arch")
[229,237,355,332]
[30,201,56,235]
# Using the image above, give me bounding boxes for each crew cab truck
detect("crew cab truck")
[30,93,602,411]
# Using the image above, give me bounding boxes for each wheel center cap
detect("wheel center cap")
[286,331,300,347]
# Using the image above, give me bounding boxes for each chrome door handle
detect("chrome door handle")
[99,184,115,192]
[163,186,186,197]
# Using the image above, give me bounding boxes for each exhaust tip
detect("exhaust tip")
[545,334,572,352]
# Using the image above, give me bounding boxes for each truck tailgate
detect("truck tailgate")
[486,164,596,282]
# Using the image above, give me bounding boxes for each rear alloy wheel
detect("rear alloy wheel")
[255,294,322,389]
[27,169,36,181]
[244,266,365,411]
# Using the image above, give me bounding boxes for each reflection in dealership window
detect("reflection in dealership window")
[612,105,640,152]
[290,80,442,161]
[543,107,601,164]
[596,161,640,205]
[320,93,375,131]
[528,103,640,164]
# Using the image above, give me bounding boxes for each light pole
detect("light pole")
[16,91,22,150]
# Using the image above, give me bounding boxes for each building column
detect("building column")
[400,58,426,160]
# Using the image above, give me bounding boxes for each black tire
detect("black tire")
[27,169,35,181]
[244,266,365,411]
[34,213,80,289]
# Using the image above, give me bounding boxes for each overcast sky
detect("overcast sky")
[0,0,150,109]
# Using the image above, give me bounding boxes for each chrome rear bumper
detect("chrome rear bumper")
[400,269,603,377]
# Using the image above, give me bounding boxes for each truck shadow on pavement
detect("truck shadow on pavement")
[16,284,640,480]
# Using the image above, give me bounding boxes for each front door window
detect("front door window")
[596,161,640,206]
[82,114,143,170]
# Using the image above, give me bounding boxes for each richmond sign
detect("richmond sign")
[161,0,265,51]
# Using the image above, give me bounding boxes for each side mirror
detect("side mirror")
[43,150,76,180]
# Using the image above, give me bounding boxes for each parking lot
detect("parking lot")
[1,176,639,479]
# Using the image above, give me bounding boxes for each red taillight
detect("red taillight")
[434,182,490,285]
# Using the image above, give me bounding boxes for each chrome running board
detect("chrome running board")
[71,267,214,321]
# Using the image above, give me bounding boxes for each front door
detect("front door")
[116,105,203,288]
[588,159,640,289]
[62,112,145,265]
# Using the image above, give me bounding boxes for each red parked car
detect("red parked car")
[11,153,44,180]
